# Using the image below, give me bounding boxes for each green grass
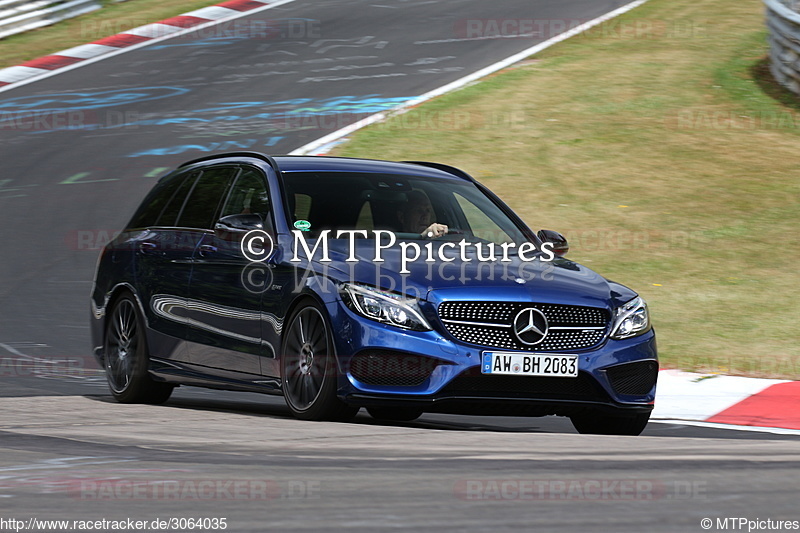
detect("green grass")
[0,0,225,69]
[333,0,800,378]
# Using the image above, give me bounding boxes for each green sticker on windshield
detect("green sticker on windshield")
[294,219,311,231]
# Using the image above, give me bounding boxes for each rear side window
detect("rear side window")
[220,168,270,220]
[155,171,199,227]
[176,167,238,230]
[126,170,198,229]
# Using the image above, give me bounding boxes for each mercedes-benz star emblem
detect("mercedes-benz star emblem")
[513,308,549,345]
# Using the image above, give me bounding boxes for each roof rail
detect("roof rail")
[401,161,476,182]
[179,151,281,171]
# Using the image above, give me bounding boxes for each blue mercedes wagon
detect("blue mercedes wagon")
[90,152,657,435]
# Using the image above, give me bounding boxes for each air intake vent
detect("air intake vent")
[605,360,658,396]
[349,350,440,387]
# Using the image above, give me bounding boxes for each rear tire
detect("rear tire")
[570,411,651,436]
[104,294,174,404]
[367,407,423,422]
[281,299,359,422]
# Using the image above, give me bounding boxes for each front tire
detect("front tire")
[281,299,358,422]
[570,411,651,436]
[104,294,174,404]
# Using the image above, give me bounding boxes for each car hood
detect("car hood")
[298,239,637,310]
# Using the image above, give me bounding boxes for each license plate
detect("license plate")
[481,352,578,377]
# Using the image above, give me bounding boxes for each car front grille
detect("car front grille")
[348,350,440,387]
[605,360,658,396]
[438,301,609,351]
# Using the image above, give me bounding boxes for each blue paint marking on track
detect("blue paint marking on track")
[0,87,191,115]
[147,37,251,51]
[126,139,259,157]
[191,95,412,114]
[19,95,414,133]
[263,136,283,146]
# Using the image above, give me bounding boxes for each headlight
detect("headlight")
[610,296,651,339]
[340,283,431,331]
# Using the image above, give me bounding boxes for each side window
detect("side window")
[292,194,312,222]
[126,170,197,229]
[454,193,514,243]
[355,201,374,230]
[220,167,271,222]
[176,167,238,230]
[155,171,199,227]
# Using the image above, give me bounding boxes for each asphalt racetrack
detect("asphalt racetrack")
[1,0,798,530]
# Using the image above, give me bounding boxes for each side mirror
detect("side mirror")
[214,214,263,236]
[537,229,569,257]
[214,214,264,242]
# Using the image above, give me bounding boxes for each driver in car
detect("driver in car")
[397,190,448,239]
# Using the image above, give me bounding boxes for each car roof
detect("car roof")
[179,152,472,182]
[273,155,463,180]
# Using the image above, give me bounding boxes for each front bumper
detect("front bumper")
[325,299,658,414]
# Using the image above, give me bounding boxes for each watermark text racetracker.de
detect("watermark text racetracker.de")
[453,17,707,40]
[67,228,707,253]
[0,517,228,531]
[76,17,321,41]
[0,354,100,379]
[72,479,320,501]
[454,479,706,501]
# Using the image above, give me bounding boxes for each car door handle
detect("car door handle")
[198,244,218,257]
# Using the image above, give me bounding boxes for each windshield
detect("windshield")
[282,171,531,246]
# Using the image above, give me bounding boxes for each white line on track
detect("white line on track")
[649,419,800,436]
[0,342,35,360]
[290,0,650,155]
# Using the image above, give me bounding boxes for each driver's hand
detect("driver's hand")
[422,223,448,238]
